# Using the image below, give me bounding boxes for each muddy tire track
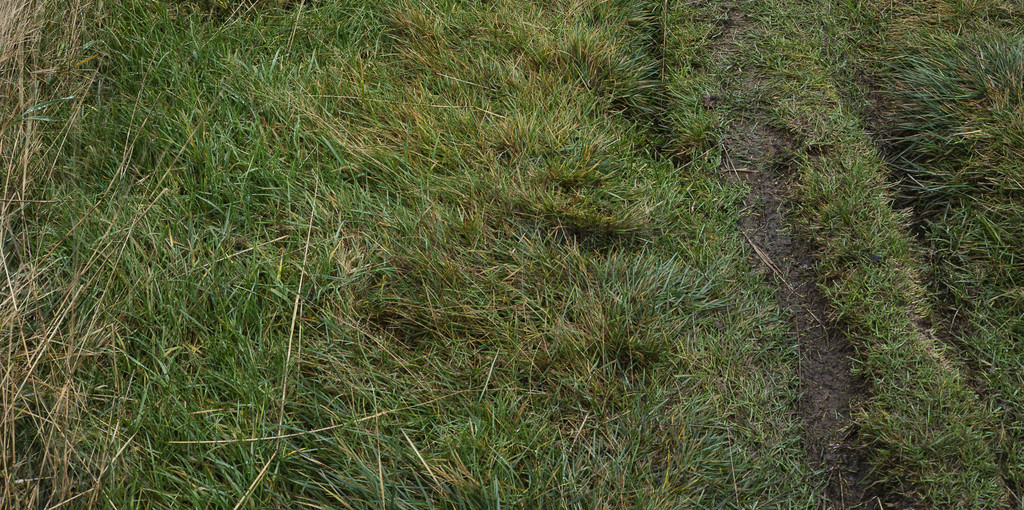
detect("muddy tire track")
[705,5,878,508]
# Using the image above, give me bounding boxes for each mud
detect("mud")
[708,6,881,508]
[725,113,880,510]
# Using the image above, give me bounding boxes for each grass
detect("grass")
[6,0,1024,507]
[4,0,819,507]
[666,0,1010,505]
[850,0,1024,501]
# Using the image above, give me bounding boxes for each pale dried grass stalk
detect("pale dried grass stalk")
[2,0,96,507]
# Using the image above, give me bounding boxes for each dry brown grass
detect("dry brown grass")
[2,0,97,506]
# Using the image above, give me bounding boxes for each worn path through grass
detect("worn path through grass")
[676,0,1018,506]
[717,0,1014,506]
[685,1,877,506]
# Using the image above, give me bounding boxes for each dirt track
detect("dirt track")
[706,4,878,508]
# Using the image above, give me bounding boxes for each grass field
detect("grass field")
[2,0,1021,508]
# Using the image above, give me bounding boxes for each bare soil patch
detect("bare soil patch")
[724,114,879,510]
[708,5,880,508]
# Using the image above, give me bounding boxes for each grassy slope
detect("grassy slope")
[5,0,819,507]
[7,0,1023,507]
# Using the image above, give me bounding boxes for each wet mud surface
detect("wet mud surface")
[707,5,882,508]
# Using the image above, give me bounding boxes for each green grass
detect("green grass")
[7,0,1024,507]
[852,0,1024,500]
[745,0,1020,503]
[665,0,1014,505]
[4,0,819,507]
